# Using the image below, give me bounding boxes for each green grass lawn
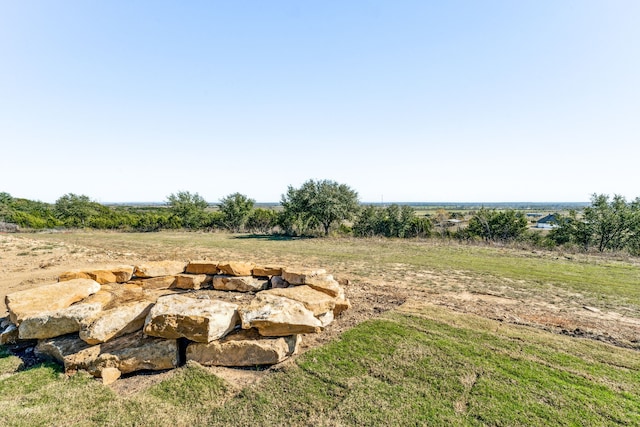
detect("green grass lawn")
[1,306,638,426]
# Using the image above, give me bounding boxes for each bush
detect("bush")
[353,205,430,238]
[246,208,278,234]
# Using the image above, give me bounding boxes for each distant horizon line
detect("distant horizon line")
[100,201,591,206]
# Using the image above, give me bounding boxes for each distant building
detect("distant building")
[536,214,559,229]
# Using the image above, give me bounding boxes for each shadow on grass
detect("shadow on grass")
[1,342,62,373]
[232,234,316,241]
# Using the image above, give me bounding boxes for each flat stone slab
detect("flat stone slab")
[185,260,219,275]
[262,285,336,316]
[303,274,342,298]
[213,275,268,292]
[217,261,255,277]
[187,329,300,366]
[133,261,186,278]
[174,273,210,290]
[129,276,177,290]
[80,300,155,344]
[18,302,104,340]
[6,278,101,324]
[144,294,239,343]
[252,265,283,277]
[36,333,93,366]
[59,266,134,285]
[238,294,322,336]
[37,331,178,376]
[281,269,327,285]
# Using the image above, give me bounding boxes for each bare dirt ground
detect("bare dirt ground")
[1,233,638,393]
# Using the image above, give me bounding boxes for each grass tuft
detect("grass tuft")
[146,363,229,407]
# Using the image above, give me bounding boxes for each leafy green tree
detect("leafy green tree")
[549,194,640,253]
[352,205,379,237]
[627,198,640,255]
[381,204,416,238]
[547,210,593,250]
[54,193,101,227]
[219,193,255,232]
[0,192,14,222]
[281,179,360,236]
[408,215,432,238]
[166,191,208,229]
[0,192,12,205]
[201,211,225,231]
[584,194,633,252]
[466,208,528,242]
[1,193,61,229]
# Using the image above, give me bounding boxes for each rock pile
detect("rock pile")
[0,261,350,384]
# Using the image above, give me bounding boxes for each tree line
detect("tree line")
[1,183,638,255]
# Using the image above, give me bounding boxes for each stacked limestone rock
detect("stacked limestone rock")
[0,261,350,384]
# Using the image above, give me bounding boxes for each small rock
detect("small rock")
[317,311,334,327]
[0,323,18,345]
[100,367,122,385]
[270,276,289,289]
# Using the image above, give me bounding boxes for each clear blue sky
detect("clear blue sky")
[1,1,638,203]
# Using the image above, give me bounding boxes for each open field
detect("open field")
[1,231,639,425]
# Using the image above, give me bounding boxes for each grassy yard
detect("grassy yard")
[33,231,640,308]
[1,306,638,426]
[2,231,639,426]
